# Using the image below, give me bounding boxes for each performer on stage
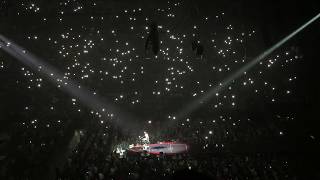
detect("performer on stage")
[142,131,150,144]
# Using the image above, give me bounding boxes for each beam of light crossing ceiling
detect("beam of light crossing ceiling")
[172,12,320,122]
[0,35,141,133]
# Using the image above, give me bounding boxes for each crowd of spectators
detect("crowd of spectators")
[0,0,312,179]
[0,118,72,179]
[58,116,298,180]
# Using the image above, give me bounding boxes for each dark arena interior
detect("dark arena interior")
[0,0,320,179]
